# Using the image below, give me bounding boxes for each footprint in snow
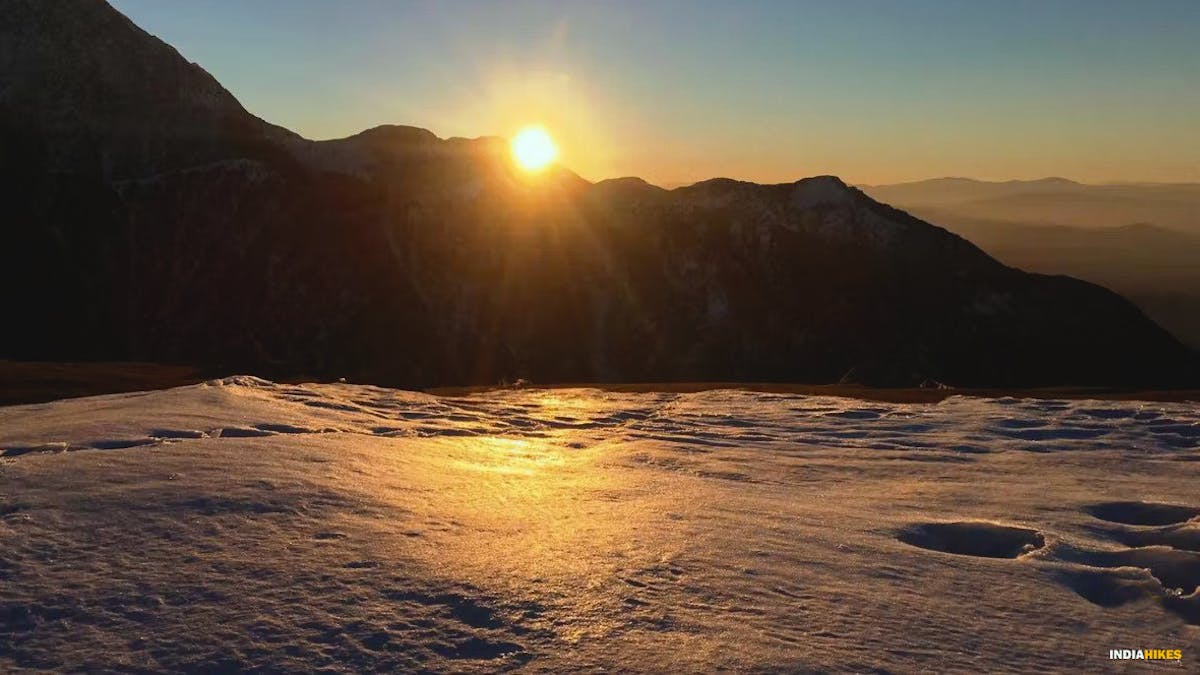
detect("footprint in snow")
[897,521,1045,559]
[1049,500,1200,626]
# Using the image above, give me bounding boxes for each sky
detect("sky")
[111,0,1200,186]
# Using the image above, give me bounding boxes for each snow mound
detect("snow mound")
[1,380,1197,671]
[2,379,1195,458]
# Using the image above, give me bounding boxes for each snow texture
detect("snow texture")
[1,378,1197,672]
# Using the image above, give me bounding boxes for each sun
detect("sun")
[511,126,558,172]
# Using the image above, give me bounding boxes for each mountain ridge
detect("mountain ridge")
[0,0,1193,388]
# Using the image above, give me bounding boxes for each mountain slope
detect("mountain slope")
[858,181,1200,348]
[0,0,297,179]
[0,0,1193,387]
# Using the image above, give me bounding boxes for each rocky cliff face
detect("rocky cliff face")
[1,0,1193,387]
[0,0,296,180]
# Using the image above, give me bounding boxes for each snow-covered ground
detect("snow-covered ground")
[1,377,1197,672]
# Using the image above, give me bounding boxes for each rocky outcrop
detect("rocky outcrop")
[1,0,1193,387]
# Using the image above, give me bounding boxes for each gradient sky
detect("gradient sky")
[111,0,1199,185]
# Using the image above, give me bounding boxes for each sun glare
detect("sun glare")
[511,126,558,172]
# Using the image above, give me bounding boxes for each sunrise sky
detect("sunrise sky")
[111,0,1199,186]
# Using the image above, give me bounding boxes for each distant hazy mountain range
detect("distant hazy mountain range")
[860,177,1200,232]
[859,179,1200,347]
[0,0,1193,387]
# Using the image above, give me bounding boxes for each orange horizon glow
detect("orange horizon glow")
[111,2,1200,187]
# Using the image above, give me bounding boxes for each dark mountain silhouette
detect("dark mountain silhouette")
[0,0,296,179]
[1,0,1194,388]
[905,212,1200,347]
[858,179,1200,348]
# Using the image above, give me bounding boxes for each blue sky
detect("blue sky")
[111,0,1199,184]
